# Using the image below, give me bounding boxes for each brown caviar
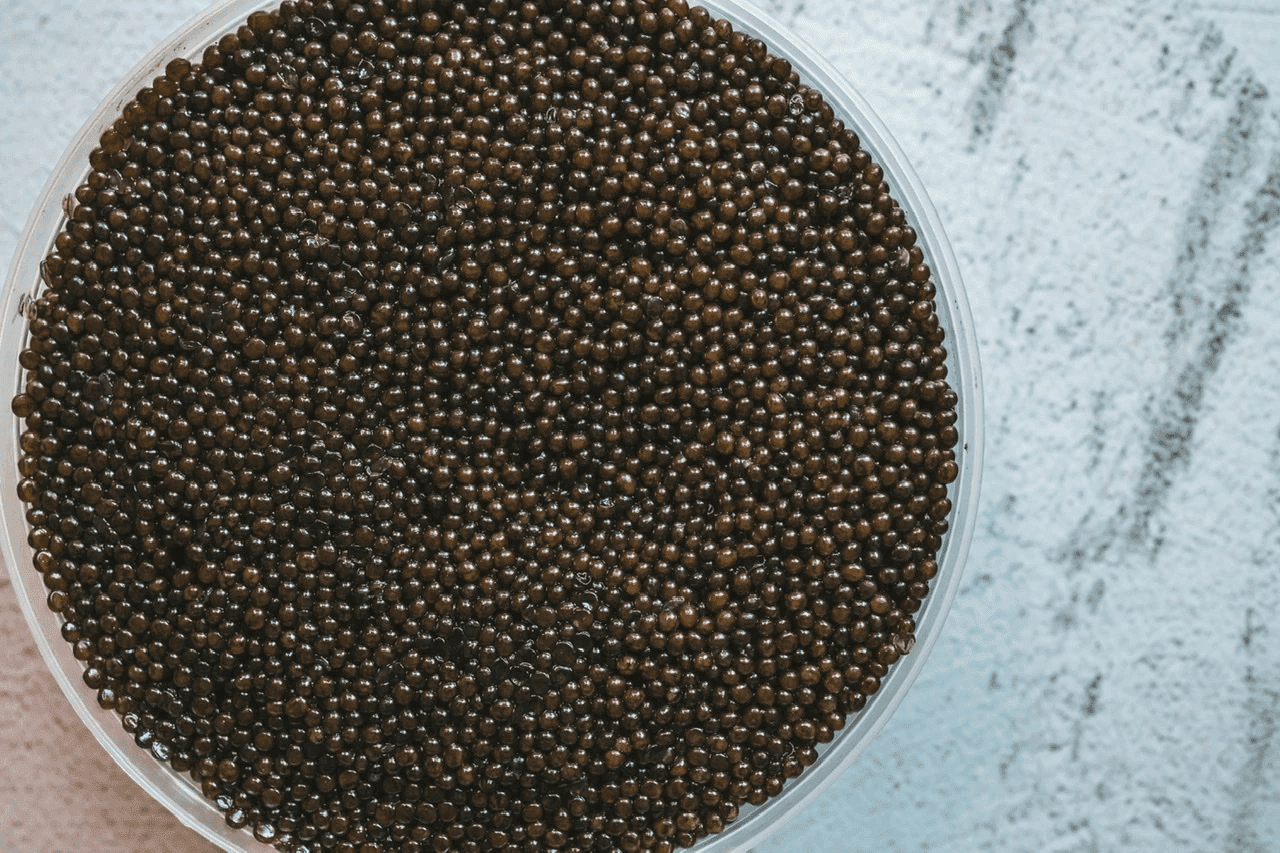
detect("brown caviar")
[12,1,960,852]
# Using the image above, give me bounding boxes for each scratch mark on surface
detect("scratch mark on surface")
[1085,578,1105,613]
[1055,78,1279,571]
[967,0,1037,145]
[1124,116,1279,553]
[1227,662,1280,852]
[1243,608,1265,650]
[1082,674,1102,717]
[1164,81,1267,347]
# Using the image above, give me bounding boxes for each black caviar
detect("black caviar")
[13,1,960,851]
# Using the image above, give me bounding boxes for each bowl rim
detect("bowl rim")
[0,2,984,851]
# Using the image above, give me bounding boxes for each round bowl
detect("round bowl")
[1,2,983,851]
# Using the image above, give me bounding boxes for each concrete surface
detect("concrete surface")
[3,1,1280,852]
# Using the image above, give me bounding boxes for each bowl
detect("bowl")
[0,1,983,851]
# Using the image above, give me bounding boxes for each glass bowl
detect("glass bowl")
[0,1,983,851]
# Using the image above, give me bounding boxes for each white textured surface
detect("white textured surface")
[3,2,1280,852]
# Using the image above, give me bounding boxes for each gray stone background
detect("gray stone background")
[3,1,1280,851]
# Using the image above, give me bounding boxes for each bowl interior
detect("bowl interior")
[0,2,983,851]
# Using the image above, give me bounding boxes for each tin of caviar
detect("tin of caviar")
[1,2,982,852]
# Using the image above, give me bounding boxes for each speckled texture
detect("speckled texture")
[2,2,1280,852]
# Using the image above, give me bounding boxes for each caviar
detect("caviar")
[13,1,960,851]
